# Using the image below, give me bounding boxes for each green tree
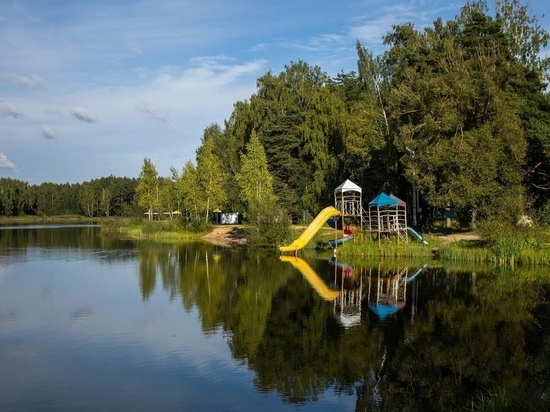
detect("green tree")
[214,119,246,213]
[331,43,393,196]
[236,131,276,206]
[383,3,533,225]
[35,182,64,216]
[0,178,33,216]
[179,160,204,223]
[493,0,550,210]
[196,125,227,223]
[136,157,159,220]
[236,130,290,247]
[79,181,97,217]
[99,187,112,217]
[162,165,181,220]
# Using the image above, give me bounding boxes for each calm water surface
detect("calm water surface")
[0,225,549,411]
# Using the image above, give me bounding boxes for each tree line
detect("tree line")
[3,0,550,232]
[0,176,138,217]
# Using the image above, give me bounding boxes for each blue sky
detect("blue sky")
[1,0,549,184]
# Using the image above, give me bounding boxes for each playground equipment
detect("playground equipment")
[279,206,340,254]
[365,192,410,245]
[338,180,428,246]
[279,179,428,254]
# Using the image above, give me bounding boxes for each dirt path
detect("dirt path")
[432,232,480,247]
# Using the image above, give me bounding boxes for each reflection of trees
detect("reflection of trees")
[363,268,539,411]
[133,241,550,410]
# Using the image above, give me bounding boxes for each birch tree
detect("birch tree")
[136,157,158,220]
[196,125,227,223]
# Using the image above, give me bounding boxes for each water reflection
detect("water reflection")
[1,226,550,411]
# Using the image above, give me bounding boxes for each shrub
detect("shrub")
[245,199,291,248]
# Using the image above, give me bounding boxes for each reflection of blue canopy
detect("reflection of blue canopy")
[368,303,405,320]
[368,192,398,207]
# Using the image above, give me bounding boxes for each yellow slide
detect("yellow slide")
[279,206,340,254]
[281,256,340,301]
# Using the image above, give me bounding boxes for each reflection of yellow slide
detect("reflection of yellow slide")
[279,206,340,254]
[281,256,339,301]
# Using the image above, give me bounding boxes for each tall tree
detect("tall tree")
[136,158,159,220]
[196,125,227,223]
[383,2,536,224]
[228,61,347,219]
[99,187,112,217]
[236,131,277,207]
[79,181,97,217]
[493,0,550,209]
[215,117,247,213]
[179,160,204,222]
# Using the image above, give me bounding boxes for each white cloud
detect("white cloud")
[40,126,57,140]
[138,102,168,122]
[1,103,24,118]
[1,72,44,88]
[349,2,459,50]
[71,107,97,123]
[0,152,17,170]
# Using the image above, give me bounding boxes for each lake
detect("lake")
[0,225,549,411]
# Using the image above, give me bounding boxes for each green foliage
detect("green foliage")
[182,217,212,234]
[438,240,491,264]
[227,61,347,219]
[135,157,159,220]
[336,233,433,259]
[245,198,292,248]
[179,160,204,222]
[538,201,550,225]
[196,124,227,223]
[470,385,550,412]
[2,0,550,227]
[236,131,276,206]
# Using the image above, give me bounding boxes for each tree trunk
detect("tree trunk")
[470,208,477,229]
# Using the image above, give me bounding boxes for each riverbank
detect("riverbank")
[201,225,247,247]
[199,225,480,249]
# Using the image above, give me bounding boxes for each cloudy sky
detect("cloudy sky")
[1,0,549,184]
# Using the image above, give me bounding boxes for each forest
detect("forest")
[1,0,549,231]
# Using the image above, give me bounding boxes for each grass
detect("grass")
[438,240,491,264]
[0,214,101,224]
[100,218,205,242]
[329,227,550,266]
[334,232,434,259]
[468,386,550,412]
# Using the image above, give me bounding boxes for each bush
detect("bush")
[245,199,292,248]
[182,218,212,233]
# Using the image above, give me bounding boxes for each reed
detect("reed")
[112,220,203,242]
[335,234,433,259]
[333,231,550,267]
[438,240,490,264]
[469,386,549,412]
[488,235,550,266]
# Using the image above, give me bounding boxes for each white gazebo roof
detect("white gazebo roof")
[334,179,362,194]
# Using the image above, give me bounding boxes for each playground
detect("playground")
[280,179,432,254]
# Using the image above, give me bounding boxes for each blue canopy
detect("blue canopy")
[368,303,405,320]
[368,192,398,207]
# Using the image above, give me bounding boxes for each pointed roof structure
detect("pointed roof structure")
[334,179,362,194]
[389,193,406,207]
[368,192,398,207]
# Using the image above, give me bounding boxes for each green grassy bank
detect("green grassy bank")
[324,228,550,266]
